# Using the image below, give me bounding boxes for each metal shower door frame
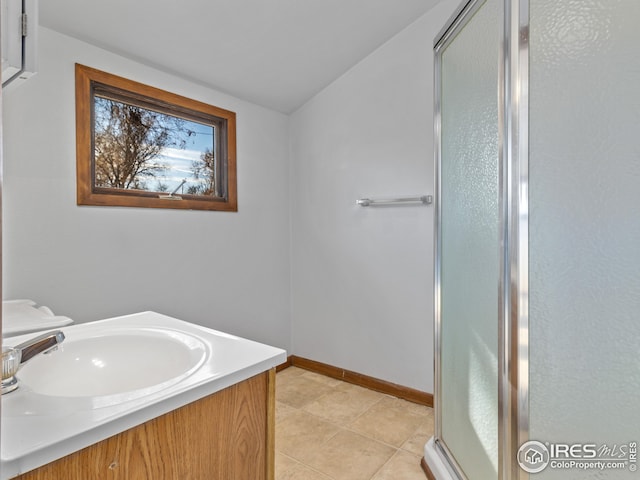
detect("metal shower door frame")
[433,0,530,479]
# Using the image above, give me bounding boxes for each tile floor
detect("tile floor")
[275,366,434,480]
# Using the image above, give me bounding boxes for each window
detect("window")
[75,64,237,211]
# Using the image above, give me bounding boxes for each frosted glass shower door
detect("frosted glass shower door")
[436,0,500,478]
[528,1,640,479]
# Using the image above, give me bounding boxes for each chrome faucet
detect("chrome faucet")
[1,330,65,394]
[14,330,66,365]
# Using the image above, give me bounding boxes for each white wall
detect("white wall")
[290,0,458,393]
[3,0,459,392]
[2,27,291,351]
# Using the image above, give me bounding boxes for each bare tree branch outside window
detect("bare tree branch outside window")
[189,148,217,196]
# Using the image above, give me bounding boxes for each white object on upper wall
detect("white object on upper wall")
[2,299,73,337]
[1,0,37,88]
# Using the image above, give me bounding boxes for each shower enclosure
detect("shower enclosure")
[425,0,640,479]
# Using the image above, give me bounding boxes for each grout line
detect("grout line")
[344,394,386,424]
[276,451,336,480]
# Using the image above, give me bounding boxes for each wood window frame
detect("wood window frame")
[75,63,237,211]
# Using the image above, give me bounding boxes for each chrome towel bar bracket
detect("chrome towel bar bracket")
[356,195,433,207]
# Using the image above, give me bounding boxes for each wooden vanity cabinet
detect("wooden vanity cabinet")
[12,369,276,480]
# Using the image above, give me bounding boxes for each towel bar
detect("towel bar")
[356,195,433,207]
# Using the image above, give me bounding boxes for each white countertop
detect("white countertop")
[1,311,287,479]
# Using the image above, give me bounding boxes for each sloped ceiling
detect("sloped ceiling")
[40,0,442,113]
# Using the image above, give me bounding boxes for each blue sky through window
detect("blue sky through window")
[148,119,215,194]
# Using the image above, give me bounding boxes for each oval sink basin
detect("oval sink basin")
[17,328,207,400]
